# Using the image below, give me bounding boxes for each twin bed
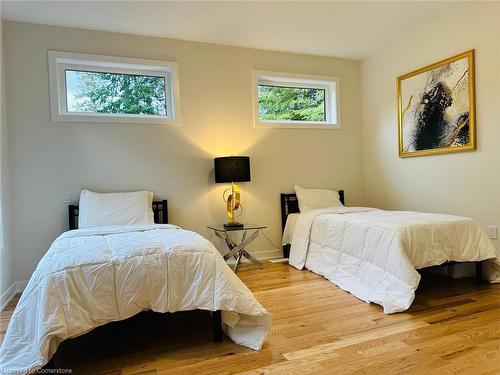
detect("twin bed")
[0,192,270,372]
[281,189,500,314]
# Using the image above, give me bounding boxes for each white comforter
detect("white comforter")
[290,207,500,314]
[0,225,270,372]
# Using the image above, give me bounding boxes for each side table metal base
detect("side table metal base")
[215,229,264,272]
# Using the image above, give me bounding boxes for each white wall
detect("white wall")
[362,3,500,247]
[3,21,364,285]
[0,18,15,304]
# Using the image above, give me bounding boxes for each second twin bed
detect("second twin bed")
[282,188,500,314]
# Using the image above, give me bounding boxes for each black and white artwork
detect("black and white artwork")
[398,50,476,157]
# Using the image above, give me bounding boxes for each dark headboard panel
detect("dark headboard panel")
[280,190,344,257]
[68,200,169,230]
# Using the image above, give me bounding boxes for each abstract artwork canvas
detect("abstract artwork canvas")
[398,50,476,157]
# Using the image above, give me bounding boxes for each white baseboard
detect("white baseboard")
[253,248,283,260]
[0,283,17,311]
[16,280,28,292]
[0,280,27,311]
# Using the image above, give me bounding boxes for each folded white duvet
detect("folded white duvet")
[290,207,500,314]
[0,225,270,372]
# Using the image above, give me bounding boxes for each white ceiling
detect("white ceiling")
[1,1,468,59]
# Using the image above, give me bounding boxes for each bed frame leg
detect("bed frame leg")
[476,261,482,284]
[212,310,223,342]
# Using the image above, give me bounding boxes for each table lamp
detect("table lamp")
[214,156,251,228]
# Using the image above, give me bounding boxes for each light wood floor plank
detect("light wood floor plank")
[1,262,498,375]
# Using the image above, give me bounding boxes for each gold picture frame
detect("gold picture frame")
[397,50,476,158]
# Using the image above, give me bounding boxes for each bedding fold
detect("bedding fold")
[0,225,270,372]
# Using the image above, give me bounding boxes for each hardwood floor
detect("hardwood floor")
[1,262,499,374]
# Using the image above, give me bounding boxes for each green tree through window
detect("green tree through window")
[66,70,167,116]
[258,85,326,122]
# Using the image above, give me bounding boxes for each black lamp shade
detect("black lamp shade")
[214,156,251,183]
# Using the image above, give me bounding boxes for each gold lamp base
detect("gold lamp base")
[223,182,243,228]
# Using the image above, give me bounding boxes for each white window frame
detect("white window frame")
[48,51,181,125]
[252,70,340,129]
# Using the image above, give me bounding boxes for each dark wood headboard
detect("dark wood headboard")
[68,200,169,230]
[280,190,344,257]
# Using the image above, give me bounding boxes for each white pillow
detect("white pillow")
[78,190,154,229]
[294,185,343,212]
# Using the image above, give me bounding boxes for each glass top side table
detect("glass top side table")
[207,224,266,272]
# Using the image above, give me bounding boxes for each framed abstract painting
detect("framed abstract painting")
[397,50,476,158]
